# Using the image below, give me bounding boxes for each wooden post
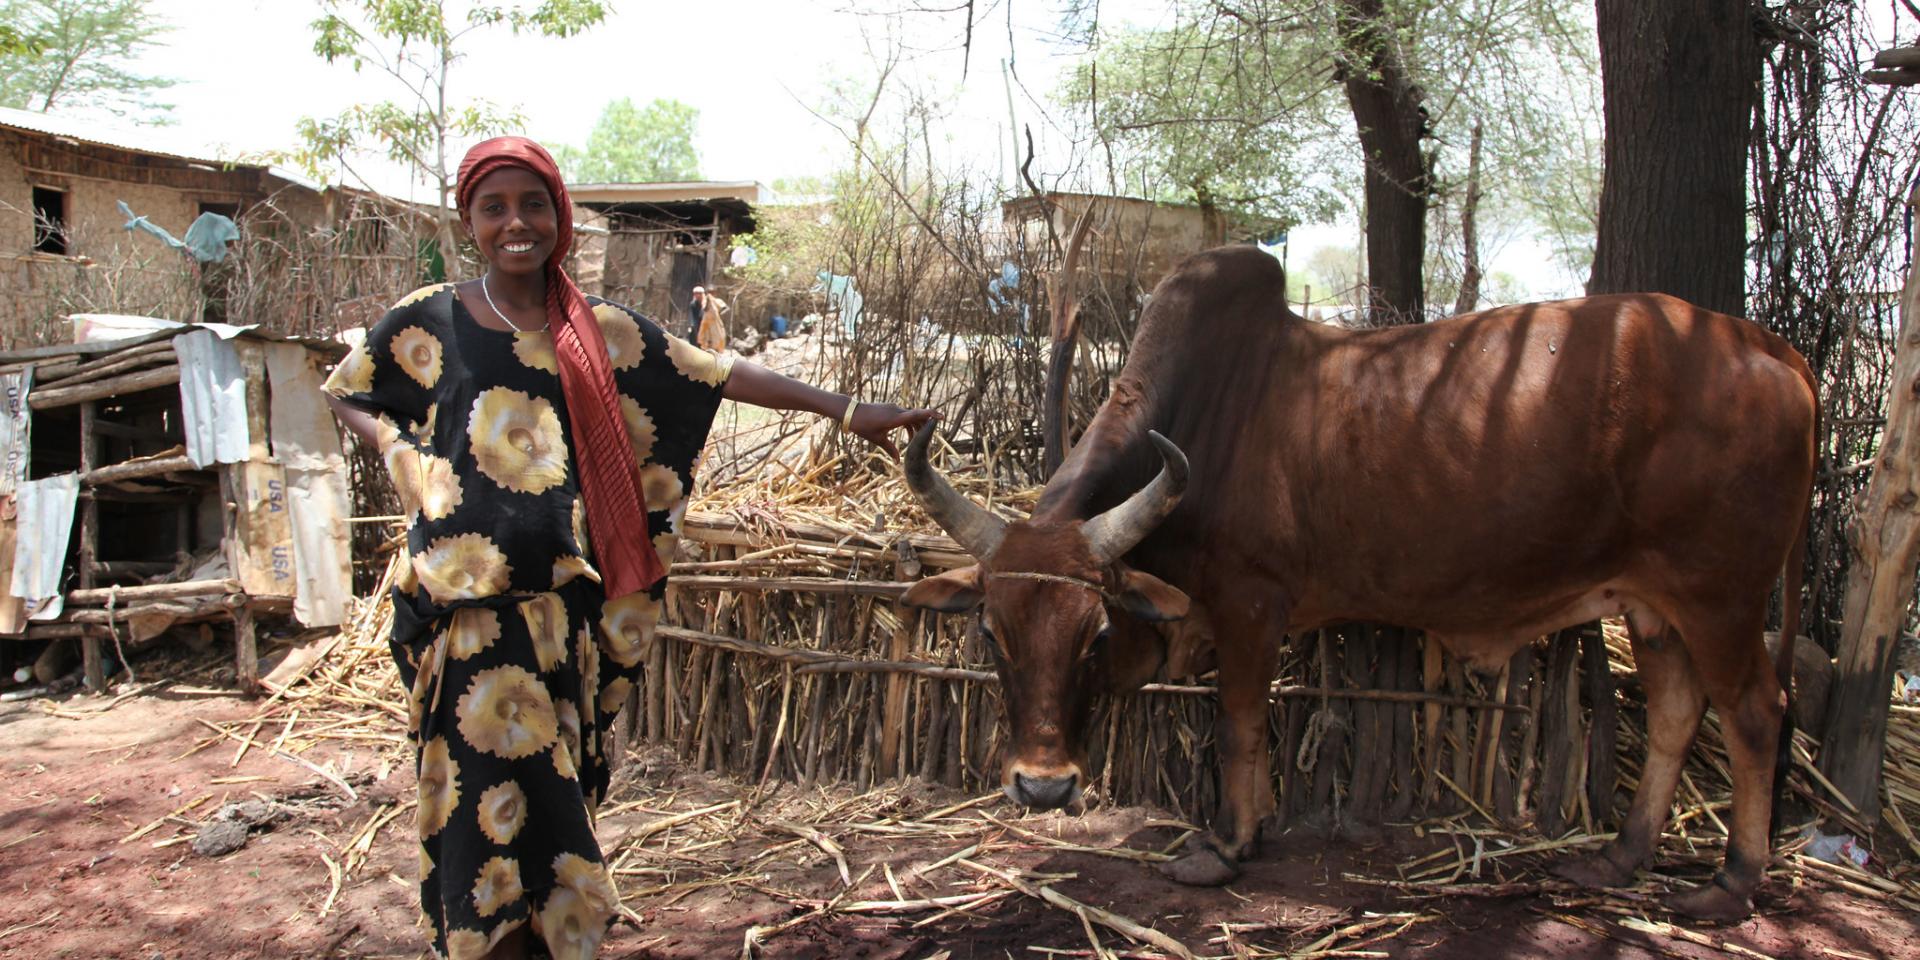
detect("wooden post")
[880,545,922,779]
[1581,624,1619,826]
[77,401,105,692]
[234,602,258,691]
[1820,183,1920,821]
[1538,631,1582,837]
[1420,636,1445,807]
[1385,640,1419,821]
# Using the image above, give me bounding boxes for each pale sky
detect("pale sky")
[110,0,1584,300]
[130,0,1135,200]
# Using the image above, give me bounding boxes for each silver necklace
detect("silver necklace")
[480,273,535,333]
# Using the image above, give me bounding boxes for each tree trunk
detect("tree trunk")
[1336,0,1431,326]
[1588,0,1760,316]
[1818,184,1920,823]
[1452,120,1484,316]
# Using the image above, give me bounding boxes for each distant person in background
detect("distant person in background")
[768,314,789,339]
[691,285,729,352]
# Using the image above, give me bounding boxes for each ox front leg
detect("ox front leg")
[1159,605,1281,887]
[1551,617,1704,889]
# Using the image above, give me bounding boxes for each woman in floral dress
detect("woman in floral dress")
[323,137,932,960]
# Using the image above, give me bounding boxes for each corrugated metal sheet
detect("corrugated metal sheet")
[11,472,79,619]
[0,369,32,497]
[0,104,322,191]
[286,467,352,627]
[174,330,251,468]
[264,342,353,626]
[263,342,345,471]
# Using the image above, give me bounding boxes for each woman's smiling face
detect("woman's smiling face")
[462,166,558,276]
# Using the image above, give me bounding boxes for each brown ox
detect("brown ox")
[901,246,1814,922]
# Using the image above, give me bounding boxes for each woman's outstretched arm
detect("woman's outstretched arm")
[721,360,936,459]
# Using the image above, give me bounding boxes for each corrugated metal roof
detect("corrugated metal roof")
[0,105,323,192]
[568,180,763,204]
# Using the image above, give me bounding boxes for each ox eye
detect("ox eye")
[979,621,1000,650]
[1083,624,1112,662]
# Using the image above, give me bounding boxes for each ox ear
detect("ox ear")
[1111,566,1190,622]
[902,565,985,613]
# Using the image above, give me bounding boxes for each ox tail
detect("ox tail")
[1770,368,1817,838]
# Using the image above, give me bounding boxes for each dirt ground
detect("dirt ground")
[3,674,1916,960]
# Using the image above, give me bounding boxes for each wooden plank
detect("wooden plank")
[1492,646,1534,817]
[226,459,296,599]
[0,328,176,365]
[0,506,23,634]
[28,364,180,411]
[1420,636,1445,807]
[78,400,101,691]
[67,578,241,604]
[1581,624,1618,827]
[668,575,912,598]
[1385,639,1420,820]
[82,632,105,691]
[1872,46,1920,70]
[87,560,178,578]
[1537,632,1582,836]
[37,340,176,384]
[84,454,201,486]
[1348,625,1384,819]
[681,511,975,570]
[1309,631,1348,812]
[235,603,258,692]
[880,553,921,779]
[1821,182,1920,821]
[4,623,92,639]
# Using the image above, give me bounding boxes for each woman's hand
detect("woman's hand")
[849,403,938,460]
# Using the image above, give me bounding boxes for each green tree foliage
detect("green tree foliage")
[0,0,175,118]
[555,97,702,183]
[0,24,39,56]
[1061,0,1601,305]
[1063,17,1349,228]
[294,0,609,278]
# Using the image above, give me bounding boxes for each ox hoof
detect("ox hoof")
[1547,851,1637,889]
[1664,877,1755,924]
[1157,845,1239,886]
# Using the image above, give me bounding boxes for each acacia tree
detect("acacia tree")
[294,0,609,279]
[554,97,702,183]
[1065,0,1600,322]
[1062,18,1349,228]
[0,0,175,118]
[1585,0,1760,315]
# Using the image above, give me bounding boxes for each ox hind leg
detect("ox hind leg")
[1551,612,1705,888]
[1159,600,1282,886]
[1662,608,1784,922]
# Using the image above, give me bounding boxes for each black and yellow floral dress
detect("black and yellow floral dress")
[323,283,731,960]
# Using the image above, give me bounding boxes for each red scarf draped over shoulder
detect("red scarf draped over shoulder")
[456,136,665,598]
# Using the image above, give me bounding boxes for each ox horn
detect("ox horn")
[904,419,1007,558]
[1081,431,1189,565]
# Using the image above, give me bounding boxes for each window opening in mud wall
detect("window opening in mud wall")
[32,185,67,256]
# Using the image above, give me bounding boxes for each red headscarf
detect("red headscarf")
[456,136,665,598]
